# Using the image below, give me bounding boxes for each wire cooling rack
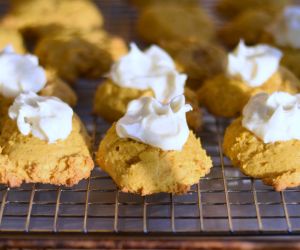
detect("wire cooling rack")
[0,0,300,238]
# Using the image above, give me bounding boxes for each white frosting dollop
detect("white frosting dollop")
[0,45,46,98]
[109,43,187,103]
[270,6,300,49]
[242,92,300,143]
[116,95,192,151]
[9,92,73,143]
[227,40,282,87]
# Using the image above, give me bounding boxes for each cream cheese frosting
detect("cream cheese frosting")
[116,95,192,151]
[227,40,282,87]
[9,92,73,143]
[109,43,187,103]
[270,6,300,49]
[242,92,300,143]
[0,45,46,98]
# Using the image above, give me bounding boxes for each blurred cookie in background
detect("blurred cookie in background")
[265,6,300,80]
[216,0,290,20]
[159,40,227,90]
[137,4,216,44]
[0,0,127,83]
[218,10,273,49]
[34,29,127,84]
[2,0,103,36]
[34,33,113,83]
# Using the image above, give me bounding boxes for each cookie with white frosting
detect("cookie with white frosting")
[93,43,202,131]
[223,92,300,191]
[0,92,93,187]
[267,6,300,80]
[197,41,300,117]
[96,95,212,195]
[0,46,77,124]
[219,5,300,83]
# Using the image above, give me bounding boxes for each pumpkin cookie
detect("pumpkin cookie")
[93,43,202,130]
[0,47,77,125]
[96,96,212,195]
[216,0,290,19]
[20,24,127,61]
[223,92,300,191]
[2,0,103,35]
[197,41,300,117]
[137,4,215,44]
[34,33,113,83]
[94,81,201,131]
[159,40,227,89]
[266,6,300,81]
[218,10,273,49]
[0,92,93,187]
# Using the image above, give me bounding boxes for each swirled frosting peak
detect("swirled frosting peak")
[227,40,282,87]
[0,45,46,98]
[116,95,192,151]
[242,92,300,143]
[9,92,73,143]
[109,43,187,103]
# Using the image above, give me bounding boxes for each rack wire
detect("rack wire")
[1,0,300,236]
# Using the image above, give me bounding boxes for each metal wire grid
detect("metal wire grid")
[0,0,300,235]
[1,99,300,234]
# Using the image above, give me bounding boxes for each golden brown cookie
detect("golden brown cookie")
[20,24,128,62]
[197,67,300,118]
[96,124,212,195]
[218,10,273,49]
[255,18,300,82]
[0,27,26,53]
[34,33,113,83]
[159,40,227,89]
[216,0,290,20]
[223,118,300,191]
[93,80,202,131]
[0,115,94,187]
[2,0,103,34]
[0,70,77,127]
[137,4,216,44]
[76,30,128,62]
